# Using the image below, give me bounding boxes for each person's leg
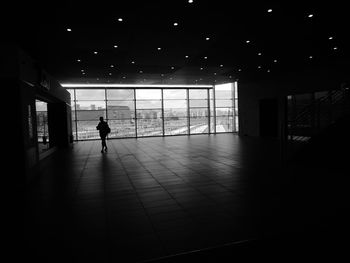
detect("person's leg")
[101,136,106,152]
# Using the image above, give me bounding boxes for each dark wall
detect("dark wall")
[238,69,349,138]
[1,45,72,182]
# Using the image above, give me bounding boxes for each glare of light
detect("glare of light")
[200,67,203,70]
[139,70,143,73]
[258,66,262,69]
[220,64,223,67]
[238,69,242,71]
[118,18,123,22]
[246,40,250,43]
[114,45,118,48]
[309,55,313,59]
[67,28,72,32]
[81,69,84,72]
[258,52,262,56]
[204,56,208,59]
[131,61,135,64]
[110,65,114,68]
[171,66,175,69]
[77,59,81,62]
[94,51,98,54]
[188,0,194,3]
[206,37,210,41]
[273,59,278,63]
[308,14,313,18]
[62,84,214,88]
[157,47,162,50]
[329,36,333,40]
[109,73,112,75]
[333,46,338,50]
[185,55,189,58]
[267,9,273,13]
[173,22,178,26]
[267,69,271,72]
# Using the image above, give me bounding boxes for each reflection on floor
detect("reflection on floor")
[25,134,349,262]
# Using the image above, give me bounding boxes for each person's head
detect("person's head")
[99,117,104,122]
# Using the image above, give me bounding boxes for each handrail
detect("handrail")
[287,87,349,143]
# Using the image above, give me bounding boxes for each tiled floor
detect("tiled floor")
[25,134,349,262]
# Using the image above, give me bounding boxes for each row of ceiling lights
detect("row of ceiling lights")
[65,5,340,83]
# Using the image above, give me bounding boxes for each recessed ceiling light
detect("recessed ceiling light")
[122,76,126,79]
[200,67,203,70]
[188,0,194,3]
[109,73,112,75]
[67,28,72,32]
[267,9,273,13]
[246,40,250,44]
[309,55,313,59]
[333,46,338,50]
[220,64,224,67]
[267,69,271,73]
[157,47,162,50]
[131,61,135,64]
[258,52,262,56]
[171,66,175,69]
[329,36,333,40]
[173,22,178,26]
[214,73,217,75]
[77,59,81,62]
[118,18,123,22]
[238,69,242,72]
[206,37,210,41]
[139,70,143,73]
[110,65,114,68]
[308,14,314,18]
[258,66,262,69]
[82,72,85,75]
[273,59,278,63]
[81,69,84,72]
[204,56,208,59]
[114,45,118,48]
[185,55,189,58]
[94,51,98,54]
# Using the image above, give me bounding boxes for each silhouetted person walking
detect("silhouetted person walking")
[96,117,110,153]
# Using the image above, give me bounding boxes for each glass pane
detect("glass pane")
[136,109,162,119]
[163,89,187,99]
[216,116,234,132]
[75,101,106,110]
[189,117,208,134]
[75,89,105,100]
[108,119,136,138]
[190,108,208,117]
[76,121,102,140]
[107,89,134,100]
[189,89,208,99]
[215,100,233,107]
[107,102,135,119]
[164,117,188,135]
[136,100,162,109]
[189,100,208,107]
[72,110,76,120]
[136,89,161,100]
[215,83,233,99]
[36,100,50,152]
[210,117,215,133]
[216,108,233,116]
[137,118,163,137]
[76,110,106,121]
[164,108,187,117]
[164,100,187,108]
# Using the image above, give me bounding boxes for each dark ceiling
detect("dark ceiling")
[7,0,350,85]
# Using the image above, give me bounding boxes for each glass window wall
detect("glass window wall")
[67,83,238,140]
